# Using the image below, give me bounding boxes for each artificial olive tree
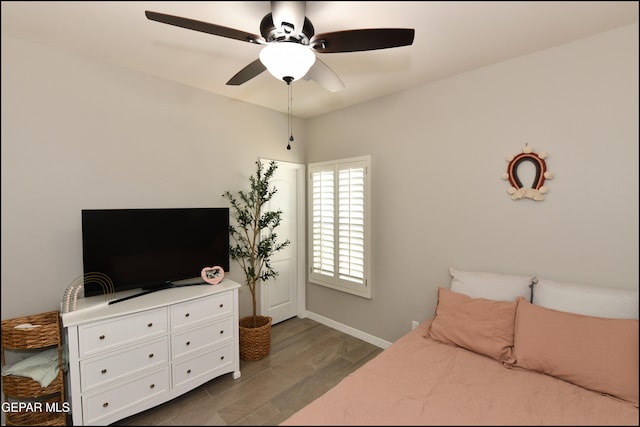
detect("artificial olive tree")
[223,160,290,327]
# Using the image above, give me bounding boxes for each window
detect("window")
[308,156,371,298]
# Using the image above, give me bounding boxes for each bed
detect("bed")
[281,268,639,426]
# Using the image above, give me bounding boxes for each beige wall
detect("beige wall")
[0,35,306,321]
[305,23,639,342]
[2,23,638,344]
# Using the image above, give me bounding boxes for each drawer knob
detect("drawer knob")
[101,369,107,374]
[99,335,105,340]
[102,402,109,408]
[186,341,191,346]
[187,369,191,374]
[150,384,155,389]
[220,356,225,360]
[147,322,153,328]
[148,353,154,358]
[185,313,190,317]
[219,303,224,308]
[219,330,224,334]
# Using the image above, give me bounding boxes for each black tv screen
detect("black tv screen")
[81,208,229,297]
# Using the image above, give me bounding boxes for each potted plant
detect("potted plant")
[223,160,290,360]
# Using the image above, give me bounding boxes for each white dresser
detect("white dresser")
[61,280,241,426]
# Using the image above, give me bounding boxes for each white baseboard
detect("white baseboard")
[302,310,392,349]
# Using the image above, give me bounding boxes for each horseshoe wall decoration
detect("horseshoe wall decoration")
[502,144,553,201]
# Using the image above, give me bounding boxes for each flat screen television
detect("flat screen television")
[81,208,229,298]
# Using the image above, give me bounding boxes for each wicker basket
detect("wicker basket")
[2,311,66,426]
[1,311,61,350]
[5,410,67,426]
[2,370,64,399]
[238,315,272,361]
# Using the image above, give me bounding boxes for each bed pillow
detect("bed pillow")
[449,267,533,301]
[425,287,517,363]
[532,277,639,319]
[512,297,639,406]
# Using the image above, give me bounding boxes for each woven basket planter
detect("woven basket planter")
[238,315,272,361]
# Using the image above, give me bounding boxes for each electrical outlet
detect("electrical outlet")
[411,320,419,330]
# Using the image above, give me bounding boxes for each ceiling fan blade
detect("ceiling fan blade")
[226,59,267,86]
[145,11,264,44]
[303,58,344,92]
[310,28,415,53]
[270,1,306,38]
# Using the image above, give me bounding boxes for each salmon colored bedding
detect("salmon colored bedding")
[281,320,639,426]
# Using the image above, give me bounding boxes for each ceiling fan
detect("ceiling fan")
[145,1,415,92]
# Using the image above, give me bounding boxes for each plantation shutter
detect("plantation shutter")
[311,168,334,277]
[309,157,371,298]
[338,165,365,284]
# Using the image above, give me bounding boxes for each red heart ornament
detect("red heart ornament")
[201,266,224,285]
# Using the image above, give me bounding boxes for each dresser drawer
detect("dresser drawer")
[78,308,167,357]
[80,337,169,392]
[172,343,233,388]
[170,292,233,330]
[171,317,233,359]
[82,366,170,425]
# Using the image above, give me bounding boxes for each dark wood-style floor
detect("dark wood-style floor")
[114,317,383,426]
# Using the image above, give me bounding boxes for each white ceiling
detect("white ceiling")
[2,1,638,118]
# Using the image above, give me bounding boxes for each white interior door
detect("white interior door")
[259,159,305,325]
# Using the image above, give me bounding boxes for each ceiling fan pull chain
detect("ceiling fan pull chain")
[287,80,294,150]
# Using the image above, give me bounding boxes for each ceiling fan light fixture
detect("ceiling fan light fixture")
[259,42,316,82]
